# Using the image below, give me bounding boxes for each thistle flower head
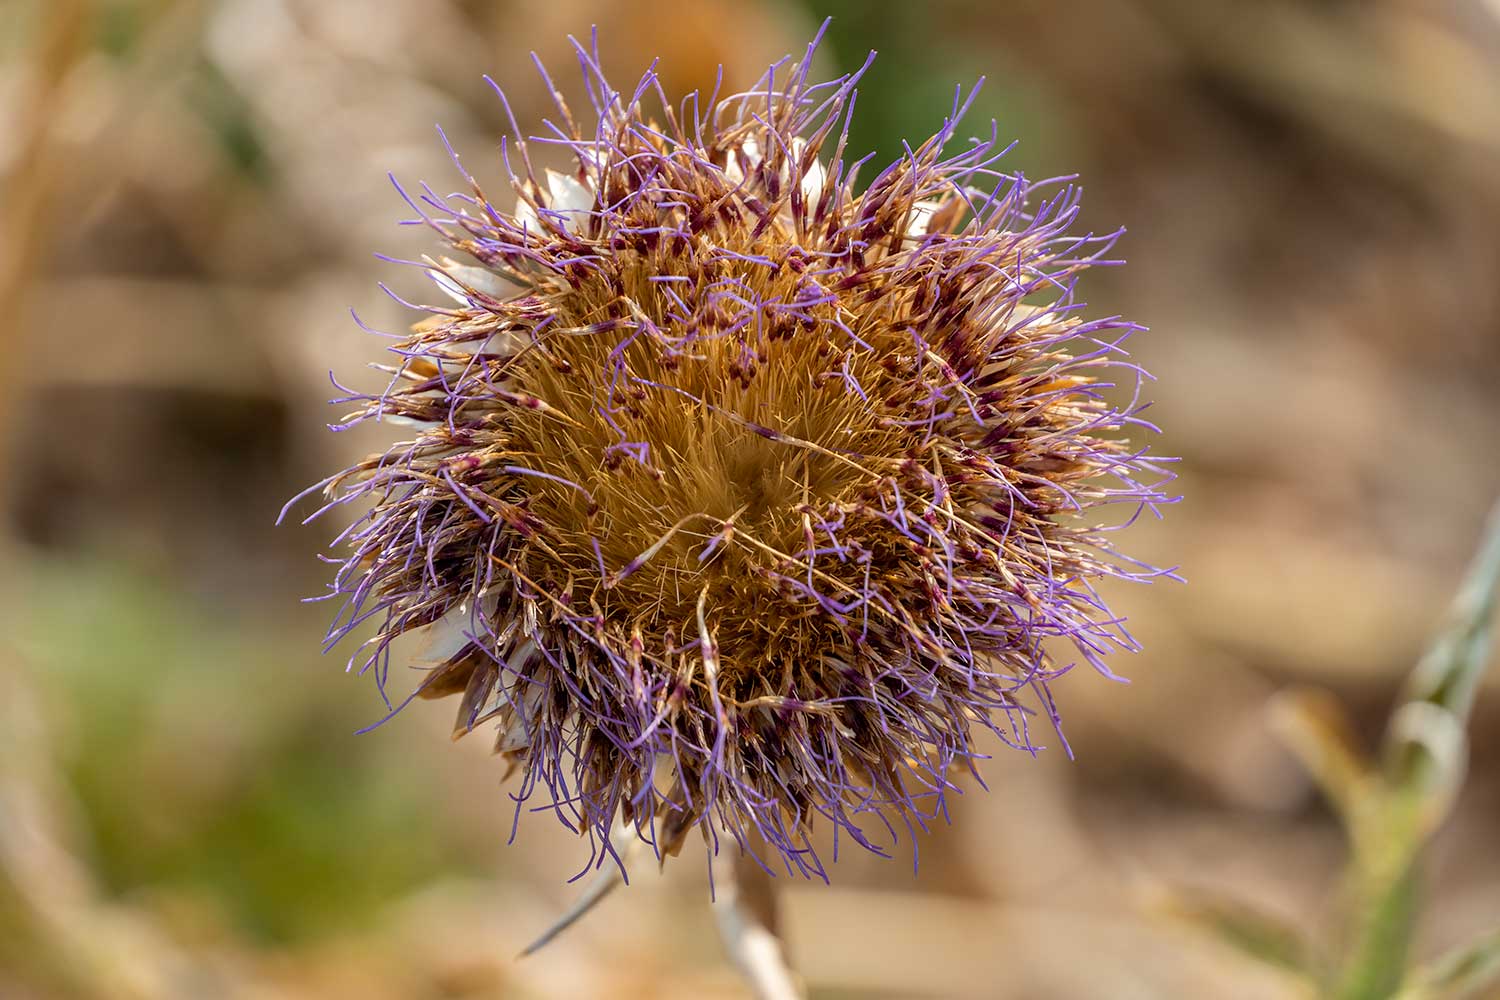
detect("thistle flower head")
[291,28,1176,880]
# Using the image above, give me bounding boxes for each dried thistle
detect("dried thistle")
[287,27,1176,881]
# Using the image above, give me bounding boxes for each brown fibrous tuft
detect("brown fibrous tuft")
[289,29,1177,880]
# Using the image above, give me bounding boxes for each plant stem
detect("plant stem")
[1330,498,1500,998]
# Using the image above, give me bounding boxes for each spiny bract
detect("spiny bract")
[291,29,1175,881]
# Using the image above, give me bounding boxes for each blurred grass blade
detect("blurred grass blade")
[1396,928,1500,1000]
[1386,498,1500,805]
[1159,889,1313,977]
[1334,497,1500,1000]
[711,846,803,1000]
[1385,701,1466,838]
[519,819,639,958]
[1269,687,1374,831]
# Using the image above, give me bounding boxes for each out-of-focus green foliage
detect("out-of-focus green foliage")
[816,0,1078,178]
[22,560,489,944]
[1180,501,1500,1000]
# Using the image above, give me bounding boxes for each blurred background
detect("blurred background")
[3,1,1499,997]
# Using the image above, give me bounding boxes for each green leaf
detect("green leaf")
[1396,928,1500,1000]
[1159,889,1313,977]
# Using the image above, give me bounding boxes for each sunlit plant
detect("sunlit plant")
[287,24,1173,908]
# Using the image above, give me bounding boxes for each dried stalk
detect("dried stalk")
[711,844,803,1000]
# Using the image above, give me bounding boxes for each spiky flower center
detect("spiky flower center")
[433,143,1084,699]
[513,230,918,678]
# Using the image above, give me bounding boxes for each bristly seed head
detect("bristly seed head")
[288,25,1177,882]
